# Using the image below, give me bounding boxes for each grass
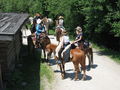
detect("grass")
[49,29,55,35]
[6,46,54,90]
[91,42,120,63]
[40,63,54,90]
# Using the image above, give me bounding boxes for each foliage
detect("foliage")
[0,0,120,51]
[68,0,120,51]
[92,41,120,63]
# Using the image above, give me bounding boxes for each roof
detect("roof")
[0,13,29,41]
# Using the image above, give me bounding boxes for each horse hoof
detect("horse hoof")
[74,78,78,81]
[61,74,65,79]
[47,63,50,66]
[62,77,64,80]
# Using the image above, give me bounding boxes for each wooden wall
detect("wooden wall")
[0,30,22,74]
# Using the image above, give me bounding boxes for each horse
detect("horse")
[55,27,62,42]
[70,48,86,80]
[36,33,51,61]
[54,55,66,79]
[85,47,93,68]
[79,42,93,69]
[54,39,70,79]
[45,43,57,61]
[42,17,53,34]
[54,44,86,80]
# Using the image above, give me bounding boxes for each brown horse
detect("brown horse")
[55,27,62,42]
[36,33,51,61]
[54,42,71,79]
[54,55,66,79]
[70,48,86,80]
[46,43,66,79]
[45,43,57,61]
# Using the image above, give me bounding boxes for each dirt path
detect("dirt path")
[48,35,120,90]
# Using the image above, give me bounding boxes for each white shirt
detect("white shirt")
[59,19,64,26]
[63,36,70,44]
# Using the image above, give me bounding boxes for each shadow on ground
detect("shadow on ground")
[65,72,92,81]
[53,62,96,81]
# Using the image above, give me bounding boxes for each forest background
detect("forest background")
[0,0,120,51]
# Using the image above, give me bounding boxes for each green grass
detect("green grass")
[49,29,55,35]
[40,63,54,90]
[40,63,54,83]
[6,47,54,90]
[92,42,120,63]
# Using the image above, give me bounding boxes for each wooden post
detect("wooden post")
[0,64,3,89]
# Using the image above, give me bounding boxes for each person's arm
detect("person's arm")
[73,35,82,43]
[60,36,64,48]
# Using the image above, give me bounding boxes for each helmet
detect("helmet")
[36,19,42,24]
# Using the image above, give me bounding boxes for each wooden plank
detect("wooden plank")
[0,13,29,41]
[0,64,3,88]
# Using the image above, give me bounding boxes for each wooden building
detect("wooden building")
[0,13,29,87]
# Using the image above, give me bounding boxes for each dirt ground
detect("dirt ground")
[48,35,120,90]
[22,30,120,90]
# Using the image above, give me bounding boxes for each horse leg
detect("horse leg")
[90,48,93,65]
[59,64,64,79]
[81,58,86,80]
[61,60,65,79]
[73,62,79,81]
[87,53,91,69]
[82,67,86,80]
[88,48,93,68]
[43,49,47,62]
[46,50,51,64]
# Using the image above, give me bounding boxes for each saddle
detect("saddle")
[83,40,90,49]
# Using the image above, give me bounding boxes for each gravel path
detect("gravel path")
[22,29,120,90]
[48,35,120,90]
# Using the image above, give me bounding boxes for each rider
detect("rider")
[56,16,65,31]
[31,13,42,33]
[57,30,70,63]
[35,19,45,47]
[71,26,84,49]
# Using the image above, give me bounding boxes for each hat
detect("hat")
[75,26,82,32]
[36,19,42,24]
[35,13,41,16]
[59,16,64,19]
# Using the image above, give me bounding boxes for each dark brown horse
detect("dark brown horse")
[85,47,93,68]
[77,42,93,69]
[54,55,66,79]
[36,33,51,61]
[55,27,62,42]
